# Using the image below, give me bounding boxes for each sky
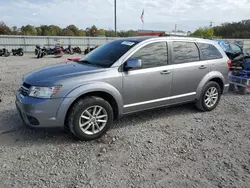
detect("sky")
[0,0,250,32]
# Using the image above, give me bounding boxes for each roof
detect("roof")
[115,36,219,45]
[117,36,156,42]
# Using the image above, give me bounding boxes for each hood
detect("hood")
[24,60,103,85]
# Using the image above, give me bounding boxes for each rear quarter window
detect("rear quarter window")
[197,43,223,60]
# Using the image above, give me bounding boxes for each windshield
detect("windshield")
[80,39,139,68]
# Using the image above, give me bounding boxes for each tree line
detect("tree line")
[0,22,137,37]
[191,19,250,38]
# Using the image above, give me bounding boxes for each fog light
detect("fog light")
[26,115,40,126]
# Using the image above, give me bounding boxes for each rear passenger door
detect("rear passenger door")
[169,41,209,103]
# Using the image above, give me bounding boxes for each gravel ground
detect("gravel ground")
[0,54,250,188]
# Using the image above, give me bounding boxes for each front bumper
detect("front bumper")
[15,92,65,128]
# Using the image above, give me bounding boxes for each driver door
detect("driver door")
[122,41,173,114]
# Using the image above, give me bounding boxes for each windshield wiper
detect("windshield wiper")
[77,60,104,68]
[78,60,92,65]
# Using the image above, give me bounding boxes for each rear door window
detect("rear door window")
[197,43,223,60]
[172,42,200,64]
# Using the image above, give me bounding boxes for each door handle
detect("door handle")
[161,70,171,75]
[199,65,207,69]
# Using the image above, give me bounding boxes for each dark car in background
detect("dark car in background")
[214,39,250,59]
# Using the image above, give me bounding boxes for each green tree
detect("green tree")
[36,27,42,35]
[190,27,215,38]
[21,25,37,35]
[105,29,116,37]
[11,26,20,35]
[48,25,62,36]
[0,22,11,35]
[61,28,74,36]
[126,30,137,37]
[66,25,79,36]
[213,20,250,38]
[78,29,86,36]
[90,25,98,36]
[98,28,105,36]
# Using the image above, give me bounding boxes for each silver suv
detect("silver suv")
[16,36,229,140]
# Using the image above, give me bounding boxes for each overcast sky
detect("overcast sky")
[0,0,250,32]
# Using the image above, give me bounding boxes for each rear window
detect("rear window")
[198,43,223,60]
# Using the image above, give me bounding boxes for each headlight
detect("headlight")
[29,86,61,98]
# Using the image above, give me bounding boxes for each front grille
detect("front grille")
[20,82,31,96]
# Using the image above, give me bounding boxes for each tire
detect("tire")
[67,97,114,141]
[37,52,40,59]
[228,84,235,91]
[4,52,10,57]
[237,86,247,95]
[196,81,221,112]
[19,52,24,56]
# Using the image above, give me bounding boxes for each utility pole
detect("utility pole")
[114,0,117,37]
[175,24,177,34]
[209,21,213,28]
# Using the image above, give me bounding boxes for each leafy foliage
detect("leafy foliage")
[0,22,138,37]
[190,27,215,38]
[213,20,250,38]
[0,22,11,35]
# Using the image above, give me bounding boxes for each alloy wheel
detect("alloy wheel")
[204,87,219,108]
[79,105,108,135]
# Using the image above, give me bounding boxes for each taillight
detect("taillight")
[227,59,231,69]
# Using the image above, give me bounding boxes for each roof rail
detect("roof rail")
[159,34,213,40]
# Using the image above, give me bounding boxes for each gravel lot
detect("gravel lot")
[0,54,250,188]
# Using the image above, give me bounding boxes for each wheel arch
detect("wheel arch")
[56,82,123,127]
[196,71,225,100]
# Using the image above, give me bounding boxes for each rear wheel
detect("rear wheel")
[237,86,247,95]
[67,97,113,141]
[4,52,10,57]
[228,84,235,91]
[37,52,40,59]
[196,81,221,111]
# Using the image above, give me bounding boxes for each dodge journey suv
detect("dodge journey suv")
[16,36,229,140]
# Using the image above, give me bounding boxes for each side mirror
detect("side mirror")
[124,58,142,71]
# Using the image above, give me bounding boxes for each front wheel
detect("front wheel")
[196,81,221,111]
[67,97,114,141]
[19,52,24,56]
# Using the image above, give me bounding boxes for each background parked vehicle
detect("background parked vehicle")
[54,44,63,58]
[0,47,10,57]
[46,47,55,55]
[63,45,74,55]
[214,39,250,69]
[214,39,249,59]
[12,48,24,56]
[73,46,82,54]
[35,45,47,59]
[84,46,98,55]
